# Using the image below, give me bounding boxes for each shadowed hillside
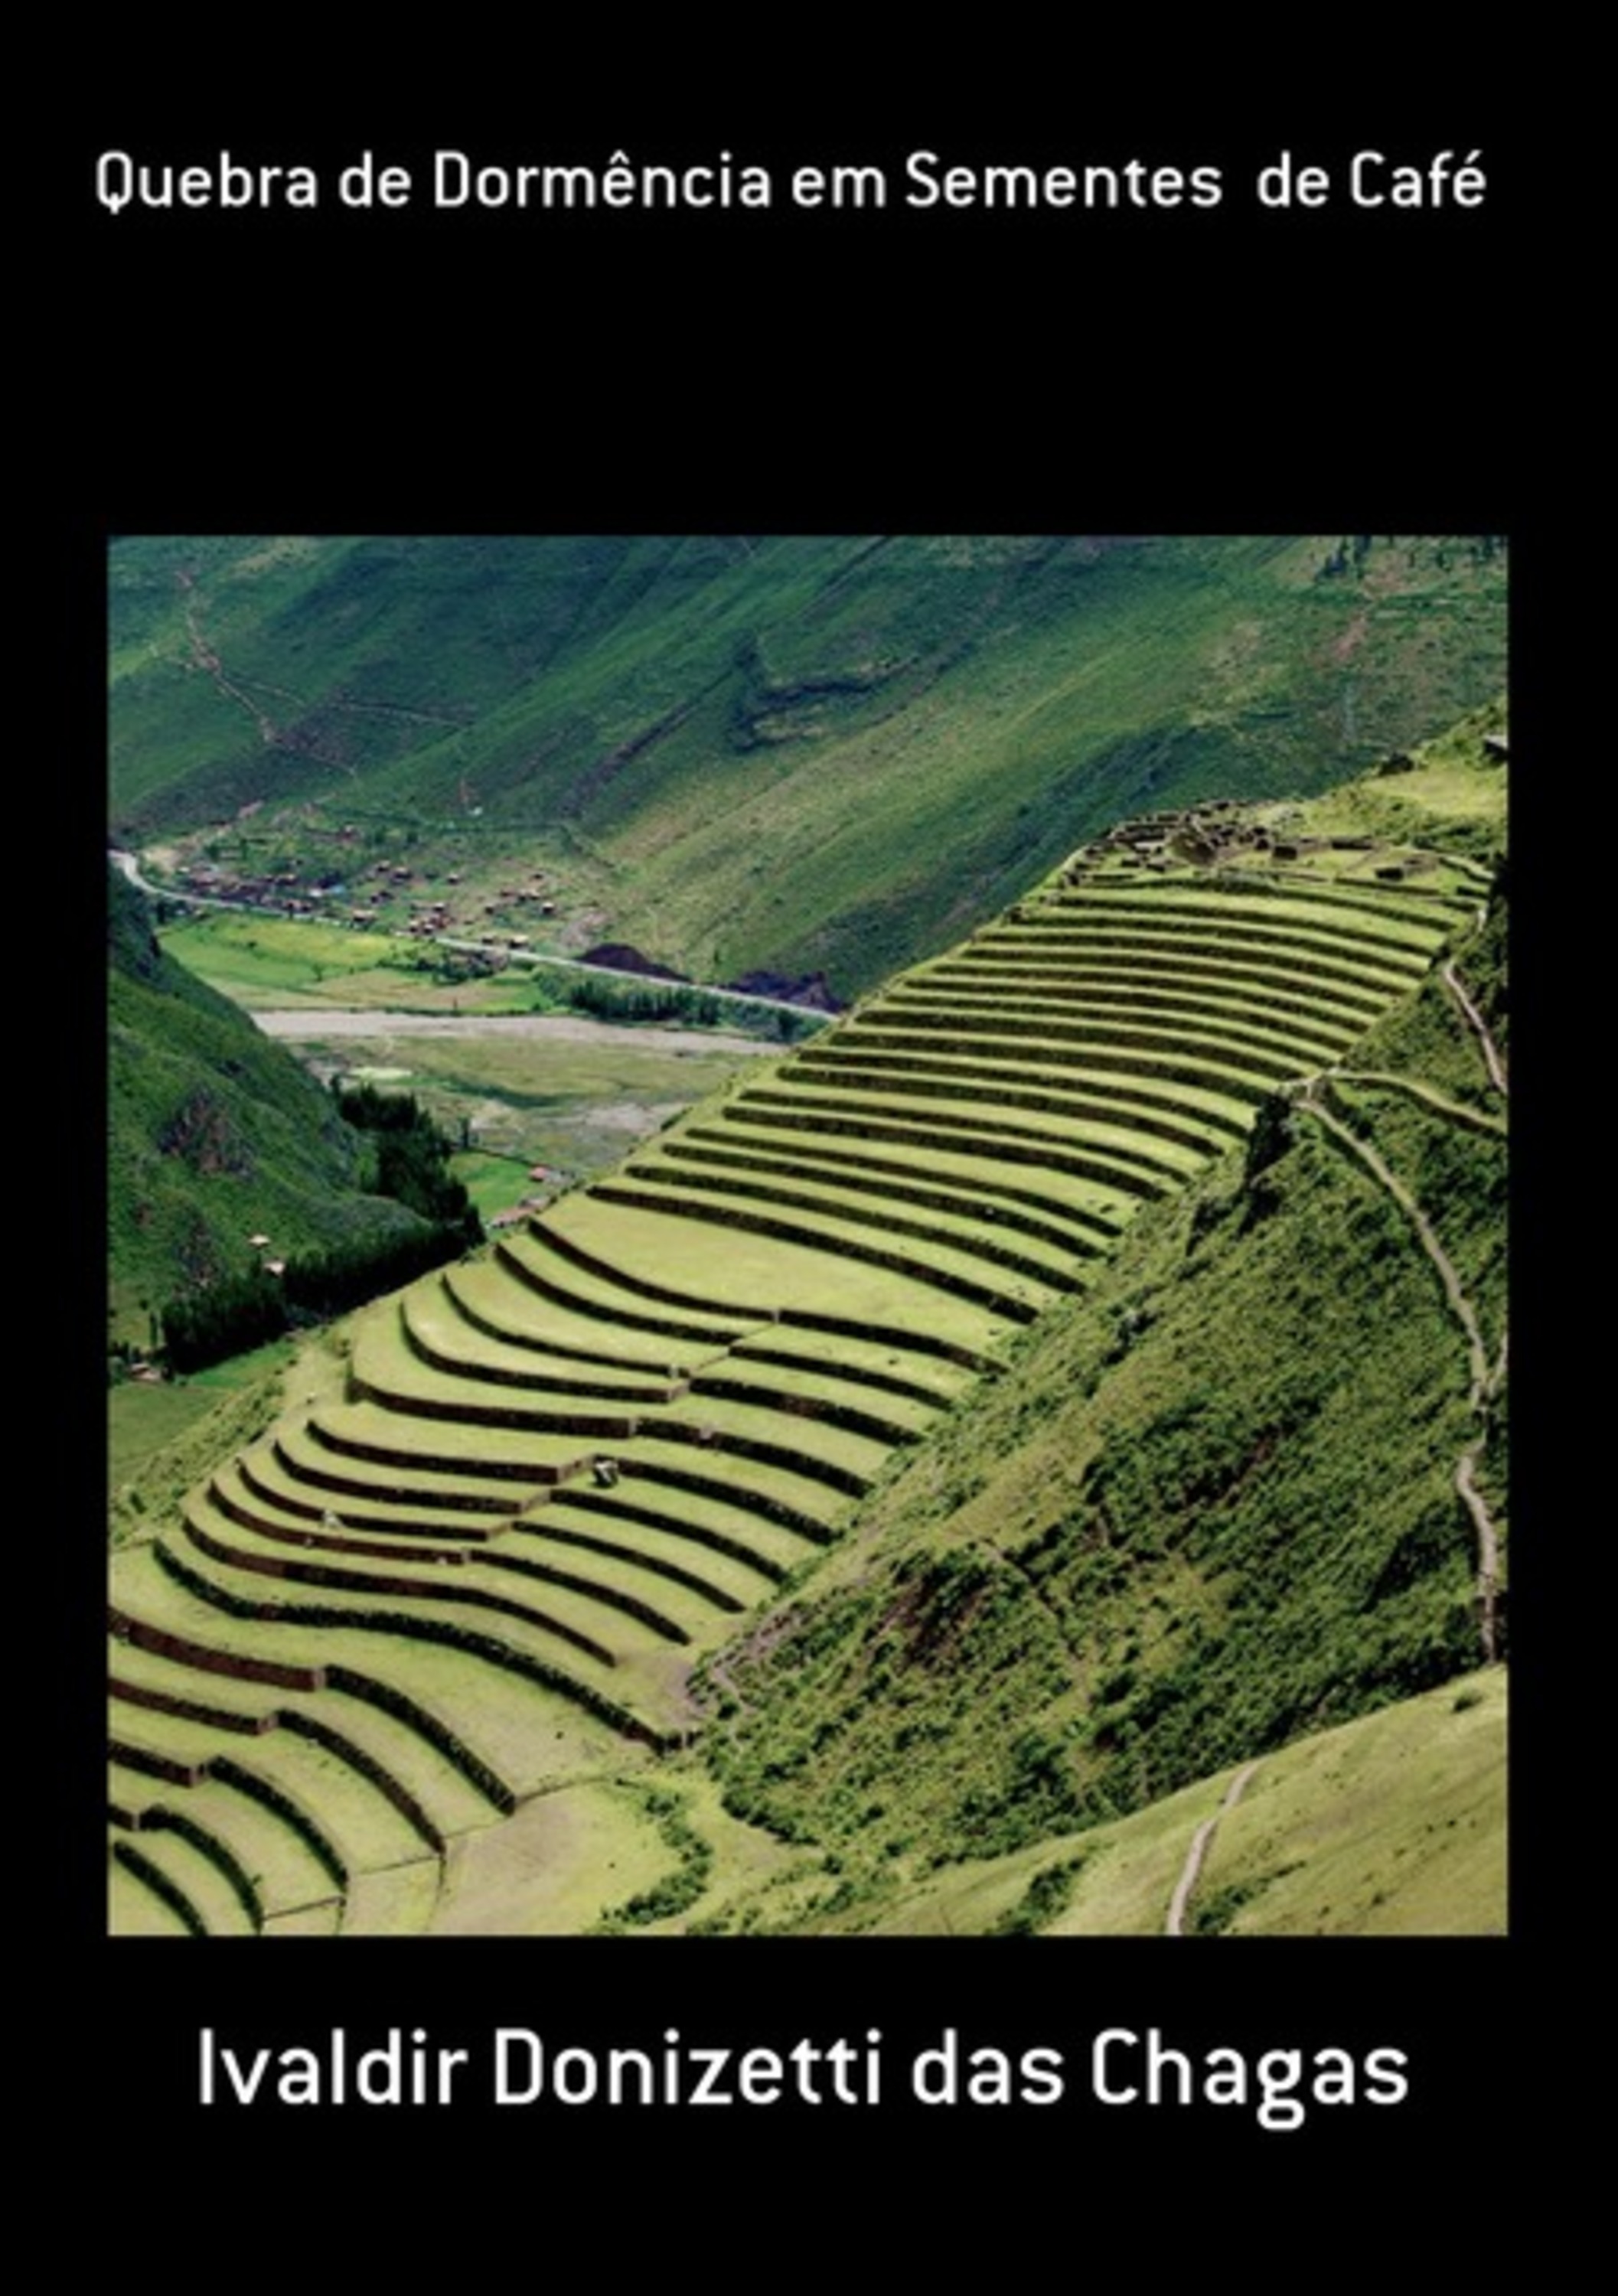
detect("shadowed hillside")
[104,863,472,1359]
[108,866,452,1354]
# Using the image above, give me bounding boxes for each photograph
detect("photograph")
[107,533,1509,1947]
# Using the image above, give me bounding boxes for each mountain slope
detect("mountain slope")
[109,534,1507,998]
[107,865,426,1349]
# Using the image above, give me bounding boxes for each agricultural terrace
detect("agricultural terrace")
[109,802,1479,1934]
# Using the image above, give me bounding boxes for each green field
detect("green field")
[109,1339,295,1483]
[155,912,413,1003]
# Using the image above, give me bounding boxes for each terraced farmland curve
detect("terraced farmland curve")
[109,807,1481,1935]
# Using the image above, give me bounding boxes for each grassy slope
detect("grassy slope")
[769,1665,1507,1938]
[107,866,426,1346]
[693,717,1507,1925]
[109,534,1507,998]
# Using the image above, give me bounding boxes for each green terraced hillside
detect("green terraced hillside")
[109,755,1505,1935]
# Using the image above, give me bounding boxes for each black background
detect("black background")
[63,48,1554,2226]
